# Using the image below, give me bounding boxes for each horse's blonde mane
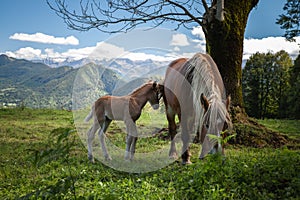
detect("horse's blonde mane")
[185,53,231,156]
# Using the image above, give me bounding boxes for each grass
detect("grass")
[0,108,299,199]
[258,119,300,140]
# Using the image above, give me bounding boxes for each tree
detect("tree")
[242,52,264,118]
[287,54,300,119]
[274,50,293,118]
[242,51,293,119]
[47,0,259,109]
[276,0,300,42]
[203,0,258,108]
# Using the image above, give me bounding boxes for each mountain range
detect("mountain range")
[0,54,167,109]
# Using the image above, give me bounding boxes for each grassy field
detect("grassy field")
[0,108,299,199]
[258,119,300,140]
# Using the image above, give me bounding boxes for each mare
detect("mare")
[162,53,232,164]
[84,81,161,162]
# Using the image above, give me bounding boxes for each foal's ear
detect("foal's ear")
[226,95,231,110]
[200,93,209,111]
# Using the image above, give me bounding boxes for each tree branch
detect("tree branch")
[47,0,206,33]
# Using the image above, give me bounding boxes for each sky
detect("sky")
[0,0,299,63]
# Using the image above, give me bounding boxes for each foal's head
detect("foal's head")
[200,93,232,153]
[147,81,162,110]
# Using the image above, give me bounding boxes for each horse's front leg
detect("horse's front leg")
[124,120,138,160]
[98,119,112,161]
[181,119,192,165]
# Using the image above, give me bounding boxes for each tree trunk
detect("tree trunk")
[200,0,290,148]
[203,0,259,108]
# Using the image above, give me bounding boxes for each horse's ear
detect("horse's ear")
[226,95,231,110]
[200,93,209,111]
[158,84,164,93]
[152,81,157,89]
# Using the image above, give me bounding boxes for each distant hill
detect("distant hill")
[0,55,120,109]
[0,54,167,109]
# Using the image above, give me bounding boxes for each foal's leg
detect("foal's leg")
[87,122,100,163]
[124,119,138,160]
[166,109,178,159]
[98,118,112,160]
[130,136,138,160]
[125,134,133,160]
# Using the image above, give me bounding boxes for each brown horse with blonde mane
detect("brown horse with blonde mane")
[162,53,232,164]
[85,81,161,162]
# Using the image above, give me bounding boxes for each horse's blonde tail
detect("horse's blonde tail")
[84,105,94,122]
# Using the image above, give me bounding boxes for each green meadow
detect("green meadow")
[0,108,299,199]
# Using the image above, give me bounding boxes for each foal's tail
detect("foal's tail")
[84,105,94,122]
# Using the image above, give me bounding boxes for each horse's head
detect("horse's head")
[147,81,162,110]
[200,93,232,155]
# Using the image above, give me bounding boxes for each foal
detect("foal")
[84,81,161,162]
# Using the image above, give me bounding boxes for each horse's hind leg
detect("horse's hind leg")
[166,109,178,159]
[87,123,99,163]
[98,118,112,161]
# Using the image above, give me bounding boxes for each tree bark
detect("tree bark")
[203,0,259,108]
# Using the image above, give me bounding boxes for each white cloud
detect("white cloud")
[170,33,190,46]
[89,42,126,60]
[191,26,205,40]
[62,46,95,59]
[4,42,126,62]
[121,52,178,62]
[190,26,300,60]
[9,32,79,45]
[243,36,300,60]
[173,46,180,52]
[6,47,42,60]
[4,30,299,65]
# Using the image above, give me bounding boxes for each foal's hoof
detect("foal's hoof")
[169,152,178,160]
[88,155,95,163]
[124,151,132,161]
[182,160,192,165]
[105,155,112,161]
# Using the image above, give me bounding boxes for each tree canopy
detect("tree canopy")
[276,0,300,41]
[242,51,297,119]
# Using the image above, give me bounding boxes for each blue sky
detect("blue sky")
[0,0,299,63]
